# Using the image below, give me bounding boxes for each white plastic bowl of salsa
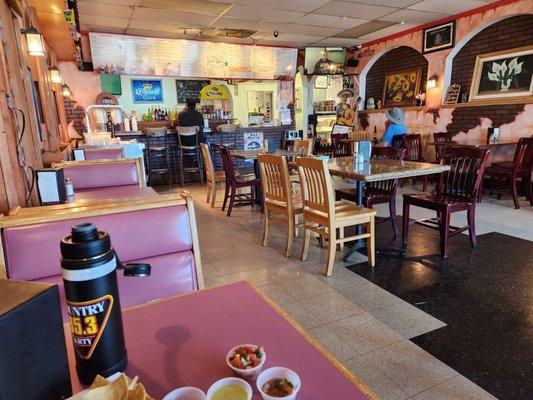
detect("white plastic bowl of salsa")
[226,344,266,379]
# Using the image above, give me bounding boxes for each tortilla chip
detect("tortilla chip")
[83,373,128,400]
[127,382,146,400]
[89,375,108,389]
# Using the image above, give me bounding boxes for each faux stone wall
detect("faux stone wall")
[63,97,86,135]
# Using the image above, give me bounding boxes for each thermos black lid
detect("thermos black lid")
[61,223,112,265]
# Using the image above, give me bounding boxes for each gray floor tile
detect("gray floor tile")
[280,273,334,301]
[281,301,324,330]
[300,291,365,324]
[410,375,499,400]
[339,281,405,311]
[257,282,296,306]
[327,313,404,355]
[308,325,360,362]
[370,301,446,339]
[364,340,458,397]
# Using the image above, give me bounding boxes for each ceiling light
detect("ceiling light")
[400,21,405,25]
[21,27,45,56]
[49,66,61,84]
[61,84,71,97]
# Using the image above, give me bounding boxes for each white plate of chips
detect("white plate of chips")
[67,372,154,400]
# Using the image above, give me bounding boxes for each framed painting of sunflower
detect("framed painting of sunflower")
[382,68,422,107]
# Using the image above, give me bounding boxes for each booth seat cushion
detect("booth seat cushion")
[4,205,192,281]
[63,162,139,190]
[75,185,145,197]
[84,148,123,160]
[36,250,197,321]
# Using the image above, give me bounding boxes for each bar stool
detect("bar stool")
[145,127,172,188]
[177,126,203,187]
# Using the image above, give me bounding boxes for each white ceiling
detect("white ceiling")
[75,0,499,48]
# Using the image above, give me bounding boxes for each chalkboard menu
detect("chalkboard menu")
[176,80,210,103]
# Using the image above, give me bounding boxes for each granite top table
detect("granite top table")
[428,141,518,148]
[328,157,450,182]
[64,281,376,400]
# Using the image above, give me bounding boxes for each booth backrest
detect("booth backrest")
[58,160,141,190]
[84,148,124,160]
[2,204,192,281]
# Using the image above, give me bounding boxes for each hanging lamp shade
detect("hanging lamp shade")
[61,84,71,97]
[22,27,45,56]
[49,66,61,84]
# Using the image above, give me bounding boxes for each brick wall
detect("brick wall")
[451,14,533,91]
[448,14,533,133]
[365,46,428,104]
[64,98,86,135]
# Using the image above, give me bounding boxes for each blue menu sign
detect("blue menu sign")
[131,79,163,103]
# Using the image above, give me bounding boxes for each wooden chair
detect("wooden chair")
[484,137,533,209]
[402,147,491,258]
[291,139,314,156]
[336,146,406,236]
[219,146,261,217]
[433,132,453,163]
[402,133,428,192]
[200,143,225,207]
[391,134,405,149]
[296,157,376,276]
[258,154,303,257]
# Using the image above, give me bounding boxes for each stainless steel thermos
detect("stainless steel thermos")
[61,223,127,385]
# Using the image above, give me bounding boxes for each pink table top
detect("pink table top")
[64,281,374,400]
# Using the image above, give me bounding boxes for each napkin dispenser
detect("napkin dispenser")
[36,168,67,205]
[0,280,71,399]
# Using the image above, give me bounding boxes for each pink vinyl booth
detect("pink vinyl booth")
[0,193,203,321]
[83,147,124,160]
[52,158,146,196]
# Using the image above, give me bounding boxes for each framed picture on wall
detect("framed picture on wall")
[131,79,164,103]
[382,68,422,107]
[469,45,533,102]
[314,75,328,89]
[423,21,455,54]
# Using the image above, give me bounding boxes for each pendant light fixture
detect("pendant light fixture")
[49,66,61,84]
[21,27,45,56]
[61,84,71,97]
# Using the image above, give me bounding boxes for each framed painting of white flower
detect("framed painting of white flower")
[469,45,533,102]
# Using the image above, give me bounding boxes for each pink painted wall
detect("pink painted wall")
[356,0,533,161]
[58,61,101,110]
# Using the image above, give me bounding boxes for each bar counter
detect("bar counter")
[116,125,293,183]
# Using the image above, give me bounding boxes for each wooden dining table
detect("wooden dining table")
[428,140,518,148]
[328,157,450,260]
[65,281,377,400]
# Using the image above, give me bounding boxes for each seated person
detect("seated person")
[178,97,206,145]
[377,107,407,147]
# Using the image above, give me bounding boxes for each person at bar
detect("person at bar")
[178,97,206,144]
[376,107,407,146]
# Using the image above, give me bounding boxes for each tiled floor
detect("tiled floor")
[157,181,522,400]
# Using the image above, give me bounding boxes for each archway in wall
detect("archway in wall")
[362,46,428,108]
[444,13,533,91]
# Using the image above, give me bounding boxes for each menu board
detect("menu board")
[176,80,210,103]
[90,33,297,80]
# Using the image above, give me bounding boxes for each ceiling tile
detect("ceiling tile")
[358,22,418,40]
[138,0,229,14]
[266,33,325,43]
[314,1,398,20]
[256,39,305,47]
[128,19,201,32]
[407,0,489,15]
[77,1,133,18]
[79,15,130,29]
[85,26,127,34]
[210,17,283,32]
[224,4,305,22]
[124,28,202,38]
[313,37,363,46]
[381,9,449,23]
[236,0,330,13]
[277,24,345,37]
[131,7,216,25]
[86,0,137,5]
[334,20,397,38]
[346,0,420,6]
[293,14,368,29]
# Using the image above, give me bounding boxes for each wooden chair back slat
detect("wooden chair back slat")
[219,146,237,184]
[403,133,423,161]
[258,154,290,205]
[439,147,490,201]
[200,143,215,181]
[433,132,452,162]
[291,139,314,156]
[513,137,533,174]
[331,134,350,157]
[297,157,333,216]
[367,146,405,193]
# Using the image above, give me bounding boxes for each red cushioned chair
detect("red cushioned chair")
[402,147,491,258]
[484,137,533,209]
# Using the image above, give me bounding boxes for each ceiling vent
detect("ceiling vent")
[216,29,256,39]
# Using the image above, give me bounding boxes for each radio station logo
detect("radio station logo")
[67,295,114,359]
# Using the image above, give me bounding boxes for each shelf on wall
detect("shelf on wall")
[441,98,532,108]
[361,106,425,113]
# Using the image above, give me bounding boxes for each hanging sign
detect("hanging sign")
[131,79,163,103]
[199,84,231,101]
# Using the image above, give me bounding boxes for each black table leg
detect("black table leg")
[253,159,263,211]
